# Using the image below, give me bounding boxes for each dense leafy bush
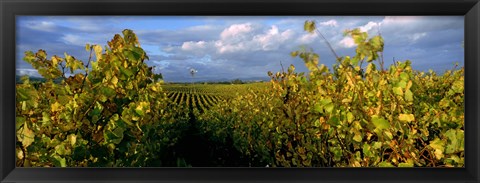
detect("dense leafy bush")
[16,30,190,167]
[198,22,464,167]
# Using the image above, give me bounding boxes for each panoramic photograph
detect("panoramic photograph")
[15,16,464,167]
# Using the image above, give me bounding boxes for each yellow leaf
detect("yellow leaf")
[21,124,35,148]
[16,147,24,160]
[93,45,103,61]
[398,114,415,122]
[406,80,413,90]
[69,134,77,146]
[85,44,91,52]
[51,56,59,66]
[111,76,118,86]
[434,149,444,160]
[151,85,158,92]
[51,102,62,112]
[135,104,143,112]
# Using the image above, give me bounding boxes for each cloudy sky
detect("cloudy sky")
[16,16,464,82]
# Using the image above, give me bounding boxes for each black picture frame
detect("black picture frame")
[1,0,479,182]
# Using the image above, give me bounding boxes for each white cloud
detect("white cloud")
[163,46,175,52]
[296,33,317,44]
[152,61,170,70]
[382,16,419,25]
[359,21,380,33]
[25,21,57,32]
[339,37,355,48]
[214,40,248,54]
[204,24,296,54]
[186,25,218,32]
[61,17,111,32]
[253,25,295,51]
[16,69,41,77]
[181,41,207,51]
[220,23,254,40]
[61,34,85,46]
[409,32,428,42]
[320,20,338,27]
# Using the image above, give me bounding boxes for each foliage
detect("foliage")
[197,25,464,167]
[16,30,190,167]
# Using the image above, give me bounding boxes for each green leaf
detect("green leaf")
[135,106,144,116]
[393,86,403,96]
[429,138,444,151]
[362,143,372,157]
[378,161,394,167]
[399,73,409,81]
[16,117,26,131]
[52,155,67,167]
[347,112,354,123]
[372,142,382,149]
[23,51,36,63]
[324,103,335,113]
[120,67,134,78]
[429,138,445,160]
[72,146,87,161]
[445,129,464,154]
[328,116,340,126]
[55,144,67,156]
[104,124,125,145]
[353,133,362,142]
[397,80,407,88]
[41,112,51,125]
[319,98,332,105]
[370,35,384,51]
[17,88,32,101]
[371,115,390,130]
[100,87,116,98]
[132,47,146,60]
[451,80,464,94]
[404,89,413,102]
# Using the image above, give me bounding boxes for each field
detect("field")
[163,83,267,111]
[15,27,464,167]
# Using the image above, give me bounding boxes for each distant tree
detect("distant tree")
[151,66,163,82]
[231,79,244,84]
[153,73,163,81]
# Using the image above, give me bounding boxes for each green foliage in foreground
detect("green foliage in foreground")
[16,30,189,167]
[197,23,464,167]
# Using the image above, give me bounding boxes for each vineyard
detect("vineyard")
[163,83,267,112]
[15,22,464,167]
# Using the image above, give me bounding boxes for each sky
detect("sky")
[16,16,464,82]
